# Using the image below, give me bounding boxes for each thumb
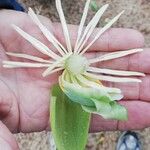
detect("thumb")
[0,121,19,150]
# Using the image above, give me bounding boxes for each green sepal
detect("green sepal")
[82,100,128,120]
[61,80,118,105]
[60,81,127,121]
[50,84,91,150]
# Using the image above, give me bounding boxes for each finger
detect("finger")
[87,48,150,74]
[53,23,144,52]
[90,100,150,132]
[0,121,19,150]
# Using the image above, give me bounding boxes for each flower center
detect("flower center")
[65,54,88,75]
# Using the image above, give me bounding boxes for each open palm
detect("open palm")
[0,9,150,149]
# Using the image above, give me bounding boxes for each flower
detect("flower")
[3,0,144,120]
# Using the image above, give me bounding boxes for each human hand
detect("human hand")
[0,9,149,149]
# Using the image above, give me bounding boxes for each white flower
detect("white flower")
[3,0,144,120]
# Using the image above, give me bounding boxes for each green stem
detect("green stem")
[50,84,91,150]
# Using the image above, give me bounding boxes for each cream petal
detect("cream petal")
[80,10,124,55]
[76,4,109,53]
[42,61,62,77]
[89,48,143,63]
[85,72,142,83]
[74,0,91,52]
[87,67,145,76]
[43,67,63,76]
[28,8,67,55]
[12,24,60,60]
[56,0,72,52]
[3,61,50,68]
[76,74,121,93]
[6,52,53,63]
[42,53,71,77]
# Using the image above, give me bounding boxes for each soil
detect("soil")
[15,0,150,149]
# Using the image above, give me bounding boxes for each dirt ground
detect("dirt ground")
[15,0,150,149]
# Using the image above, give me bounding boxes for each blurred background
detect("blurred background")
[16,0,150,149]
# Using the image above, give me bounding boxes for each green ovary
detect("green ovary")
[64,54,89,75]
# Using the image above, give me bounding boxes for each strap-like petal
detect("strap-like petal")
[89,48,143,63]
[74,0,91,53]
[3,61,50,68]
[28,8,67,55]
[85,72,142,83]
[6,52,53,63]
[76,4,109,53]
[12,24,60,60]
[88,67,145,76]
[56,0,72,52]
[80,10,124,55]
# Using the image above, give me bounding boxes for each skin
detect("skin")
[0,9,150,149]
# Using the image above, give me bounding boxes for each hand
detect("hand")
[0,9,149,149]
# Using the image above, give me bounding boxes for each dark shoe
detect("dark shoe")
[116,131,142,150]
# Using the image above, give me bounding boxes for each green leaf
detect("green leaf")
[50,84,91,150]
[82,100,127,120]
[90,0,99,12]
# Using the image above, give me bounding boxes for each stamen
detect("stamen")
[12,24,60,60]
[85,72,142,83]
[80,10,124,55]
[74,0,91,53]
[76,4,109,53]
[6,52,53,63]
[28,8,67,55]
[88,67,145,76]
[89,48,143,63]
[56,0,72,52]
